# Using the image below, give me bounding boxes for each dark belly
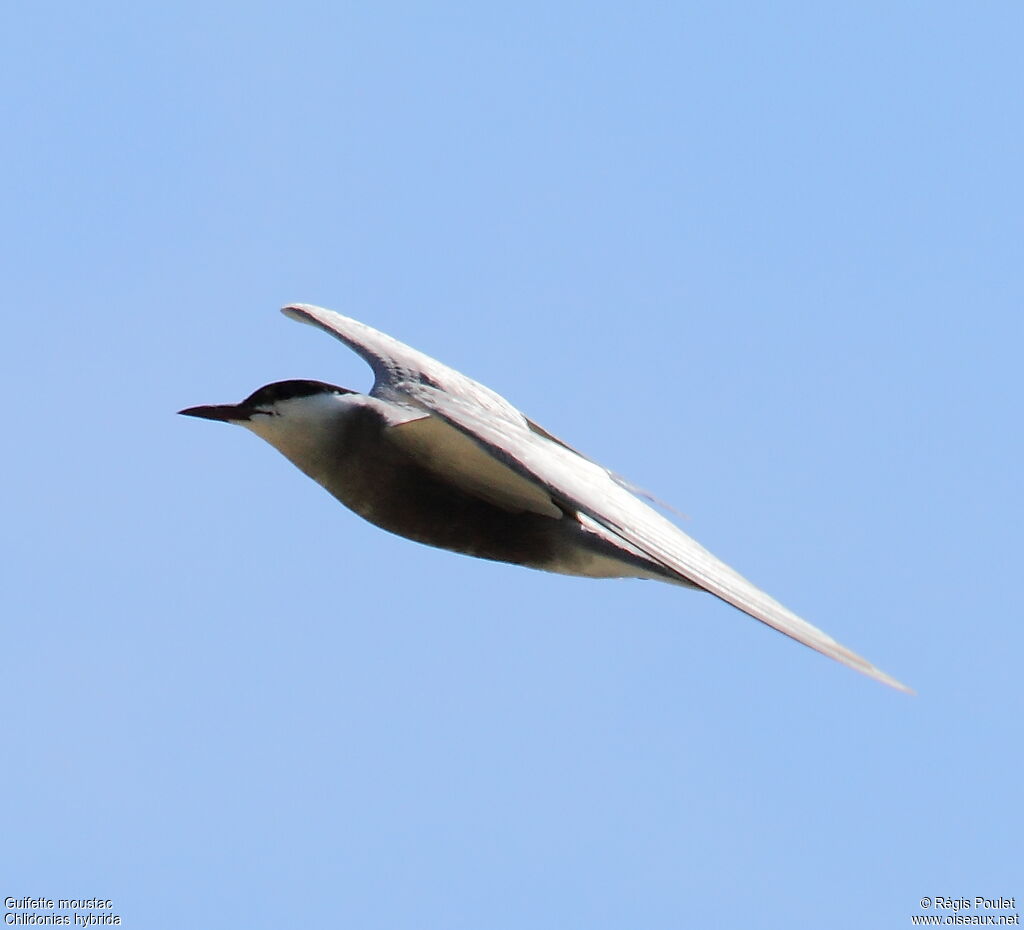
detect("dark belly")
[310,407,684,582]
[334,442,574,568]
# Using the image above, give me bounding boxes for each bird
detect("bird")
[180,303,910,692]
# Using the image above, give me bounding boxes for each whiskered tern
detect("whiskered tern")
[181,304,910,692]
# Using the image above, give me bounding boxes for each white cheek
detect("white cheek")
[243,414,279,441]
[243,414,316,462]
[241,393,350,464]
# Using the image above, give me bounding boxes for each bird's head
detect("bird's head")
[179,379,356,466]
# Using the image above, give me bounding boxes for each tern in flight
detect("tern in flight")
[181,304,909,692]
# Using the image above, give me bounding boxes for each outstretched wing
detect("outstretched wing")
[397,380,912,693]
[282,303,527,426]
[282,303,910,692]
[283,303,677,507]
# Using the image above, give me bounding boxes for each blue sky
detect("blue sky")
[3,2,1021,928]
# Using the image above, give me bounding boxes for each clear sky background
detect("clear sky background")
[3,3,1021,928]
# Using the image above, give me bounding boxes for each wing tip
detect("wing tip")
[281,303,319,323]
[840,648,914,694]
[864,666,915,694]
